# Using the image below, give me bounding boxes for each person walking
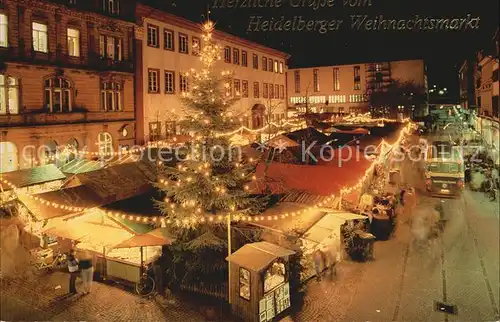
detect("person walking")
[403,187,417,219]
[79,252,93,295]
[313,249,324,281]
[67,249,79,295]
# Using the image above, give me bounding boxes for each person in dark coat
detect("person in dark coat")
[67,249,79,295]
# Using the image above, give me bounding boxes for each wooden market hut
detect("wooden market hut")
[226,241,295,322]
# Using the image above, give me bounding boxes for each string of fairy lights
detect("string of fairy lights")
[1,122,415,227]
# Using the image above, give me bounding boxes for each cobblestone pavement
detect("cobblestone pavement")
[282,158,499,321]
[1,271,206,321]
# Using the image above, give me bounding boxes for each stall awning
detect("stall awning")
[226,241,295,272]
[0,164,66,191]
[113,229,174,248]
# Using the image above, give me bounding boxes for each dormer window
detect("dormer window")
[103,0,119,15]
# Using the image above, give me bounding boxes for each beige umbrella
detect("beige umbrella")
[267,135,299,148]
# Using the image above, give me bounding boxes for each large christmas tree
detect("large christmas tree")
[157,20,263,222]
[157,21,264,287]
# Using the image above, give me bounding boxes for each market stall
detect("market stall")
[42,209,171,284]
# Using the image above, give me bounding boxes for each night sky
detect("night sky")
[144,0,499,97]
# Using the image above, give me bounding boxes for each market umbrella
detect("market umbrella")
[113,232,174,249]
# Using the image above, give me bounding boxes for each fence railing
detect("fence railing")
[180,282,229,300]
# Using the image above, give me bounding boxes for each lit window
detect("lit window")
[164,29,174,50]
[147,24,159,48]
[0,75,19,115]
[242,80,248,98]
[192,37,200,55]
[179,33,188,53]
[97,132,113,155]
[149,122,161,141]
[375,63,382,72]
[99,35,122,61]
[165,71,175,94]
[0,14,8,48]
[274,61,278,73]
[333,68,340,91]
[100,81,122,111]
[241,51,248,67]
[313,69,319,92]
[262,57,267,71]
[166,121,177,137]
[253,82,259,98]
[148,69,159,93]
[103,0,119,15]
[233,48,240,65]
[224,46,231,63]
[279,62,284,74]
[44,76,72,112]
[252,54,258,69]
[234,79,241,96]
[32,22,48,53]
[264,261,286,293]
[0,142,18,173]
[225,80,232,97]
[354,66,361,90]
[294,71,300,93]
[67,28,80,57]
[180,74,188,92]
[239,268,250,300]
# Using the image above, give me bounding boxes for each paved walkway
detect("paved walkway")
[282,145,499,321]
[1,271,206,321]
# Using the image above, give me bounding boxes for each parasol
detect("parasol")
[267,135,299,148]
[113,228,174,249]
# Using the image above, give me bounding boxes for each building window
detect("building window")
[0,75,19,115]
[241,51,248,67]
[102,0,119,15]
[165,71,175,94]
[148,69,159,93]
[313,69,319,92]
[98,132,113,155]
[147,24,159,48]
[252,54,258,69]
[0,142,18,173]
[32,22,48,53]
[44,76,72,112]
[262,57,267,71]
[294,71,300,93]
[166,121,177,137]
[354,66,361,90]
[268,59,273,72]
[242,80,248,98]
[99,35,122,60]
[264,261,286,293]
[375,63,382,72]
[67,28,80,57]
[333,68,340,91]
[253,82,259,98]
[263,83,268,98]
[192,37,200,55]
[279,62,284,74]
[178,33,188,54]
[225,80,232,97]
[164,29,174,51]
[180,74,188,93]
[233,48,240,65]
[100,81,122,111]
[0,14,7,48]
[239,268,250,301]
[149,122,161,141]
[275,85,279,99]
[273,61,278,73]
[224,46,231,63]
[234,79,241,96]
[269,84,274,99]
[280,85,284,99]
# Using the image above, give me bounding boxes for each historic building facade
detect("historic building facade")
[287,59,427,115]
[0,0,135,173]
[135,4,289,144]
[459,59,477,110]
